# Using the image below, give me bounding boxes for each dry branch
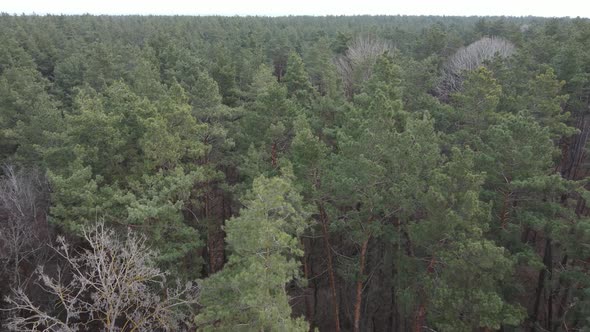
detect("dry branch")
[436,36,516,99]
[2,223,198,331]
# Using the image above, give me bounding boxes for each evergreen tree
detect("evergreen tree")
[237,65,299,184]
[412,148,526,331]
[43,81,208,275]
[196,174,310,331]
[304,37,340,98]
[283,51,314,106]
[0,66,59,165]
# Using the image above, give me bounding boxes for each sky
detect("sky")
[3,0,590,17]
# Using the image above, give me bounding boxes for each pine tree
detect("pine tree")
[291,114,341,330]
[304,37,340,98]
[43,81,208,276]
[237,65,298,184]
[0,66,59,166]
[196,174,310,331]
[326,55,441,332]
[412,148,526,331]
[284,51,314,106]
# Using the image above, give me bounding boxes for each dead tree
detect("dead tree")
[335,36,394,98]
[0,165,50,290]
[2,223,198,331]
[436,36,516,99]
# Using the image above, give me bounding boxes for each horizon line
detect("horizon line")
[2,12,588,19]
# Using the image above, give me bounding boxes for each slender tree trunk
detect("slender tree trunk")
[531,237,552,331]
[552,255,571,332]
[271,142,278,167]
[547,263,554,332]
[414,303,426,332]
[354,235,370,332]
[394,286,397,331]
[500,190,511,229]
[200,140,225,275]
[301,238,314,330]
[318,203,341,332]
[575,197,587,216]
[521,226,532,244]
[401,225,428,332]
[414,256,436,332]
[205,188,225,274]
[207,227,225,274]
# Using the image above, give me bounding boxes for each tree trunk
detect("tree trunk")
[552,255,571,332]
[301,238,314,330]
[414,303,426,332]
[205,187,225,274]
[547,261,554,332]
[500,190,511,229]
[318,203,341,332]
[207,224,225,274]
[353,236,370,332]
[531,237,552,331]
[414,256,436,332]
[271,142,277,167]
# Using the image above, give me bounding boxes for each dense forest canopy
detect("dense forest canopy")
[1,13,590,331]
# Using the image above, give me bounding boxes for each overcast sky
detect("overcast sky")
[3,0,590,17]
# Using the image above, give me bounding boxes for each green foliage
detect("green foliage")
[2,14,590,332]
[304,37,340,97]
[0,66,59,165]
[429,241,525,331]
[522,68,576,138]
[408,148,527,330]
[450,66,502,138]
[284,51,314,105]
[196,175,310,331]
[236,65,300,185]
[44,81,207,274]
[290,114,330,198]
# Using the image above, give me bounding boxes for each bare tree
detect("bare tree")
[0,165,50,289]
[436,36,516,99]
[2,223,198,331]
[335,36,394,98]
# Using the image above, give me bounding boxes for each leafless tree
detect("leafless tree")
[436,36,516,99]
[0,165,50,289]
[335,36,394,98]
[2,223,198,331]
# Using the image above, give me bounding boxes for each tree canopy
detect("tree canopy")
[1,14,590,332]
